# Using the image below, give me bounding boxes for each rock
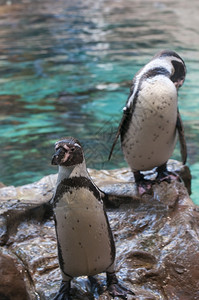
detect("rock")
[0,160,198,299]
[0,249,31,300]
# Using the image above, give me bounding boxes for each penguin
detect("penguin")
[51,137,132,299]
[109,50,187,194]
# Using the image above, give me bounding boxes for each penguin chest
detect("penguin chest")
[54,188,114,278]
[122,76,178,171]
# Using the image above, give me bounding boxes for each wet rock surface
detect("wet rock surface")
[0,160,198,300]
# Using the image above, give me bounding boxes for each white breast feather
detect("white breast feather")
[54,188,113,277]
[122,75,178,171]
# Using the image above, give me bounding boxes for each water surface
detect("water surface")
[0,0,199,204]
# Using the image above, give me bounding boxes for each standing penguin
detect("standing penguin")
[109,50,187,193]
[51,137,131,299]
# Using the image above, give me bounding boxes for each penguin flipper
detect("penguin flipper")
[108,106,132,160]
[108,78,139,161]
[176,109,187,165]
[108,116,123,160]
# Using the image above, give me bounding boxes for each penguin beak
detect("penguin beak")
[51,154,58,165]
[51,148,64,165]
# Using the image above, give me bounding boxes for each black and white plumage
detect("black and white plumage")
[109,50,187,193]
[51,137,131,299]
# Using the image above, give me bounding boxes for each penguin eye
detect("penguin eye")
[70,147,75,152]
[56,146,67,153]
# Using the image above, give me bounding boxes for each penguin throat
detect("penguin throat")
[57,159,89,185]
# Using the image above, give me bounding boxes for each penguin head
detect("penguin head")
[154,50,186,89]
[51,137,84,167]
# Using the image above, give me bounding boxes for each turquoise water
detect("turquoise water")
[0,0,199,204]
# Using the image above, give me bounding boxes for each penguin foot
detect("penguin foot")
[108,283,134,299]
[156,164,181,184]
[107,272,135,299]
[53,280,71,300]
[137,180,154,195]
[156,171,179,183]
[133,171,154,195]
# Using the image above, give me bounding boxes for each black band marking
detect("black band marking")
[53,176,101,206]
[143,67,170,79]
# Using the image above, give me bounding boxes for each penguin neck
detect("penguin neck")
[56,159,89,185]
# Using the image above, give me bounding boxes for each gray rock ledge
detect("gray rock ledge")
[0,160,198,300]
